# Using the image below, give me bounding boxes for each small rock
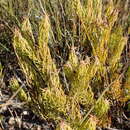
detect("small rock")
[8,117,15,125]
[23,110,28,115]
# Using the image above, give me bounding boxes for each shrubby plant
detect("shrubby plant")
[0,0,129,129]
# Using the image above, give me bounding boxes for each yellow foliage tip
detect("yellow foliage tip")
[63,47,78,79]
[38,15,50,48]
[40,88,66,118]
[94,98,109,118]
[13,28,34,57]
[21,17,35,45]
[70,0,84,18]
[9,78,28,102]
[68,47,79,68]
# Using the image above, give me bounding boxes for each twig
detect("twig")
[37,0,46,15]
[0,84,26,109]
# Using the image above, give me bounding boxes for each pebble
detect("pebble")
[8,117,15,125]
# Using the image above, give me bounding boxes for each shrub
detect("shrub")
[0,0,129,129]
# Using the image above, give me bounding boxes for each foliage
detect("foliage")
[9,77,28,102]
[0,0,129,129]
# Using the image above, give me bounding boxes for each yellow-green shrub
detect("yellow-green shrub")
[11,0,129,129]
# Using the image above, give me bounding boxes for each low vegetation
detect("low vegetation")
[0,0,130,129]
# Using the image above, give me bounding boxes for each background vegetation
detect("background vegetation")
[0,0,130,129]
